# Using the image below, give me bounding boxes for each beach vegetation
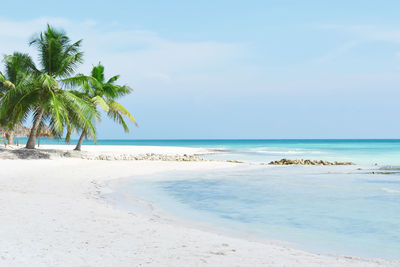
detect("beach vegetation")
[72,63,137,151]
[0,24,135,150]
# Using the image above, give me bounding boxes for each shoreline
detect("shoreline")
[0,145,397,266]
[103,164,399,262]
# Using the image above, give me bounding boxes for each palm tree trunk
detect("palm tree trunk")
[3,135,6,147]
[74,130,85,151]
[6,133,12,145]
[26,108,44,149]
[38,136,41,147]
[16,136,19,146]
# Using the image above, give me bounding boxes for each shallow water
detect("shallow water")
[36,137,397,259]
[115,166,400,260]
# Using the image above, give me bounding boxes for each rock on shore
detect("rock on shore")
[87,153,207,161]
[0,147,208,161]
[268,158,354,165]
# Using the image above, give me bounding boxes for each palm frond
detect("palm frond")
[108,109,129,132]
[108,100,138,126]
[92,95,109,112]
[106,75,120,84]
[91,63,105,83]
[62,74,101,94]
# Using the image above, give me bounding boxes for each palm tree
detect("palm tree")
[73,63,137,151]
[0,52,34,145]
[0,25,97,149]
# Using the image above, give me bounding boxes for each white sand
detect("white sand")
[35,144,211,155]
[0,145,397,266]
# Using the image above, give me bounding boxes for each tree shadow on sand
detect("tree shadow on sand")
[0,148,51,159]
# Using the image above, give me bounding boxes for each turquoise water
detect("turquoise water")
[22,138,400,165]
[122,166,400,260]
[26,137,400,258]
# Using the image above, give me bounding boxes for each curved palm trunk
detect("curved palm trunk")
[26,108,44,149]
[74,130,85,151]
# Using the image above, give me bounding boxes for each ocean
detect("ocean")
[21,138,400,165]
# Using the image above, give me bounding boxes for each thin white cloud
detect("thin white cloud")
[316,23,400,43]
[309,40,361,65]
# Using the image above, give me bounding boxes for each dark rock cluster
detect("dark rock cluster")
[268,158,354,165]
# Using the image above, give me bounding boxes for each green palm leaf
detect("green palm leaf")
[92,95,109,112]
[108,100,137,126]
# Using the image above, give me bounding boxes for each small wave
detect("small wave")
[380,187,400,194]
[243,147,323,155]
[208,148,229,152]
[251,149,323,155]
[379,166,400,171]
[257,150,306,155]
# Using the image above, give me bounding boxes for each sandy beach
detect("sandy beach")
[1,2,400,265]
[0,145,398,266]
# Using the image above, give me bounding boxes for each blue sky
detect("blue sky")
[1,1,400,138]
